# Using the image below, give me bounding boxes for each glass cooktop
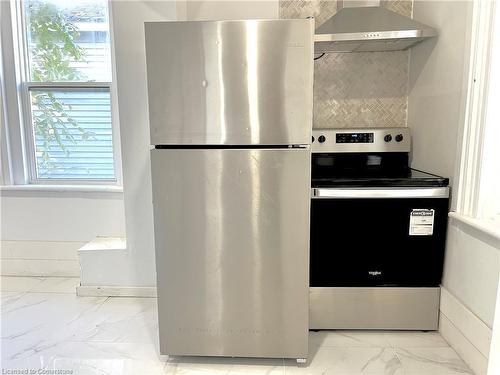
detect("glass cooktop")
[311,169,449,188]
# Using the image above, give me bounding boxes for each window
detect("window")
[477,2,500,225]
[2,0,119,184]
[456,0,500,229]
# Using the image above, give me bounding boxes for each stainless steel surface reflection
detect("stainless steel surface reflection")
[151,148,311,358]
[310,287,440,330]
[145,19,314,145]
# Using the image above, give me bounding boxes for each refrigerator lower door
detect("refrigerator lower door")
[151,148,310,359]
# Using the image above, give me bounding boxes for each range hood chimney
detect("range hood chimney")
[314,0,437,53]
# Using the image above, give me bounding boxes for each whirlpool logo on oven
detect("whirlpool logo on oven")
[368,271,382,276]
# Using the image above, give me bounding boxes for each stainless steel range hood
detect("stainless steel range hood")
[314,2,437,53]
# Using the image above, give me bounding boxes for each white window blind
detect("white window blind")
[29,87,114,180]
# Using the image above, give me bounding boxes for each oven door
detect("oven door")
[310,187,449,287]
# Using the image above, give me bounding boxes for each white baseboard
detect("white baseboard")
[76,284,157,297]
[440,287,492,375]
[440,314,488,375]
[1,240,82,277]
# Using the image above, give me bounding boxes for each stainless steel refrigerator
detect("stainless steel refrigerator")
[145,19,314,360]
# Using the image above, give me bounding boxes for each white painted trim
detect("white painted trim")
[0,184,123,193]
[449,212,500,247]
[1,0,28,184]
[0,19,13,186]
[440,287,492,375]
[106,0,123,188]
[441,287,492,356]
[456,0,496,217]
[76,284,156,298]
[26,82,111,88]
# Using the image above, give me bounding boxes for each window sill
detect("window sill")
[449,211,500,246]
[0,184,123,193]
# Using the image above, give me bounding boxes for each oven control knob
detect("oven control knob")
[312,136,315,143]
[395,134,404,142]
[318,135,326,143]
[384,134,392,142]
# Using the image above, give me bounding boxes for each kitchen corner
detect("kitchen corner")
[1,1,499,375]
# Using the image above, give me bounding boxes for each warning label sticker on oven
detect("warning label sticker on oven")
[409,209,435,236]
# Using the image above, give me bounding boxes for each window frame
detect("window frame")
[455,0,499,228]
[1,0,122,187]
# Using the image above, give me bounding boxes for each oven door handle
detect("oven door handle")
[311,187,450,199]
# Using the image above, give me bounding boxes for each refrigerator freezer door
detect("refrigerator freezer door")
[151,148,311,358]
[145,19,314,146]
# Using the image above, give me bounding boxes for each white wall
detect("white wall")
[444,220,500,327]
[1,191,124,241]
[0,190,125,276]
[408,0,473,186]
[408,2,500,373]
[440,221,500,375]
[186,1,278,20]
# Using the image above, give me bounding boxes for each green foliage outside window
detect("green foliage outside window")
[27,1,94,173]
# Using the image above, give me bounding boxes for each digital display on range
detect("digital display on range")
[336,132,374,143]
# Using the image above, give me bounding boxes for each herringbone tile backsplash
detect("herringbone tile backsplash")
[280,0,413,128]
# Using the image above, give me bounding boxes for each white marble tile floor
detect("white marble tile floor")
[0,276,473,375]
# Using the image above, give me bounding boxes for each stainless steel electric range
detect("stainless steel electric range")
[309,128,449,330]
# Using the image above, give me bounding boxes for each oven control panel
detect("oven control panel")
[336,132,374,144]
[312,128,411,153]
